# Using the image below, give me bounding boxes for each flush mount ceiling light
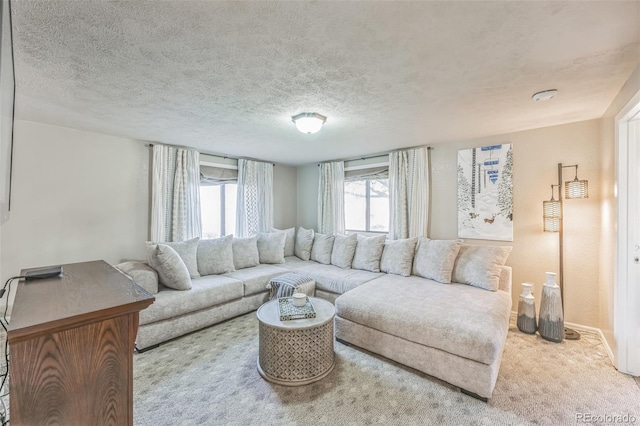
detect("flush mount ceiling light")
[291,112,327,134]
[532,89,558,102]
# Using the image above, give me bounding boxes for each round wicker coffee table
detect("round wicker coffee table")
[256,297,335,386]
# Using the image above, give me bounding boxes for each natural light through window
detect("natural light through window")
[200,183,237,238]
[344,179,389,233]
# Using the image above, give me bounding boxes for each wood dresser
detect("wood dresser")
[7,260,155,426]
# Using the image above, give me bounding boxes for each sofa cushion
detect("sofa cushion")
[335,274,512,365]
[115,261,159,294]
[139,275,244,325]
[380,238,417,277]
[272,227,295,257]
[160,237,200,278]
[331,234,357,268]
[452,244,512,291]
[294,226,315,260]
[310,233,335,265]
[257,232,286,264]
[197,235,235,276]
[147,244,192,290]
[232,236,260,270]
[294,263,383,295]
[412,238,463,284]
[224,264,289,297]
[352,234,386,272]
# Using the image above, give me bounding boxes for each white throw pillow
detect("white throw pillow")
[352,234,387,272]
[380,238,418,277]
[294,226,315,261]
[257,232,286,264]
[331,234,358,269]
[116,261,159,294]
[232,236,260,269]
[451,244,512,291]
[271,227,296,257]
[197,235,235,276]
[310,233,336,265]
[146,244,192,290]
[159,237,200,278]
[412,238,463,284]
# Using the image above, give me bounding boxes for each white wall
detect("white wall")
[273,163,297,229]
[296,163,319,229]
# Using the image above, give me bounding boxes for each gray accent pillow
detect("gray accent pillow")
[116,261,159,294]
[162,237,200,278]
[412,238,463,284]
[352,234,387,272]
[197,235,235,276]
[294,226,315,261]
[310,233,336,265]
[257,232,286,264]
[146,244,192,290]
[232,236,259,269]
[271,227,295,257]
[452,244,513,291]
[380,238,418,277]
[331,234,358,269]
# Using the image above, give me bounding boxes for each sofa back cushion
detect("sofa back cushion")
[159,237,200,278]
[197,235,235,275]
[294,226,315,260]
[380,237,417,277]
[352,234,386,272]
[412,238,463,284]
[271,227,295,257]
[257,232,286,264]
[232,236,260,269]
[147,243,192,290]
[452,244,512,291]
[310,233,335,265]
[331,234,358,268]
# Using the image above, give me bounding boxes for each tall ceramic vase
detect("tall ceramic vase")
[538,272,564,343]
[516,283,537,334]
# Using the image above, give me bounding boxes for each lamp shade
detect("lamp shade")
[565,177,588,199]
[543,199,561,232]
[292,112,327,134]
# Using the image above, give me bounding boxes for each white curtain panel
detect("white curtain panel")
[151,144,202,242]
[236,159,274,237]
[317,161,345,234]
[389,147,430,239]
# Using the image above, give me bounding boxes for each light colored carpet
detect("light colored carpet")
[133,313,640,426]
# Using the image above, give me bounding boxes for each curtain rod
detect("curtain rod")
[146,143,275,166]
[317,145,433,166]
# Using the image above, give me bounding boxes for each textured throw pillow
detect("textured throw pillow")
[310,233,336,265]
[294,226,315,261]
[412,238,463,284]
[197,235,235,276]
[352,234,387,272]
[380,238,418,277]
[232,236,260,269]
[116,261,159,294]
[257,232,286,264]
[271,227,295,257]
[452,244,513,291]
[331,234,358,269]
[161,237,200,278]
[147,244,192,290]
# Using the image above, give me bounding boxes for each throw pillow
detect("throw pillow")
[232,236,260,269]
[352,234,386,272]
[257,232,286,264]
[147,244,192,290]
[197,235,235,276]
[116,261,159,294]
[271,227,296,257]
[161,237,200,278]
[294,226,315,261]
[310,233,336,265]
[451,244,513,291]
[380,237,418,277]
[412,238,463,284]
[331,234,358,268]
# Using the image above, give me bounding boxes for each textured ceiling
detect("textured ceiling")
[11,1,640,165]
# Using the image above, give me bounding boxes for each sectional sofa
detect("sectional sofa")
[117,227,512,399]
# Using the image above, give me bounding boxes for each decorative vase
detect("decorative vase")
[516,283,537,334]
[538,272,564,343]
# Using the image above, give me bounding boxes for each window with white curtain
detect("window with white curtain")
[200,183,237,238]
[344,160,390,233]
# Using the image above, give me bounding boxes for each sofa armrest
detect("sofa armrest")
[498,266,512,294]
[116,261,159,294]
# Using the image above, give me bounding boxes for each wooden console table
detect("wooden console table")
[7,260,155,426]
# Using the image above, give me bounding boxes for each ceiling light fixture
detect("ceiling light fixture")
[292,112,327,134]
[532,89,558,102]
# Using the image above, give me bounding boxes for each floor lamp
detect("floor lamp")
[543,163,588,341]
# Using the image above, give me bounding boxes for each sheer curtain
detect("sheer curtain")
[150,144,202,242]
[389,147,430,239]
[318,161,345,234]
[236,159,274,237]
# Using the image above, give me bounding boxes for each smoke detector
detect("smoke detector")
[532,89,558,102]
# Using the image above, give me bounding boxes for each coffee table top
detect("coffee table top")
[257,297,335,330]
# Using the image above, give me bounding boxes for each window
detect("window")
[344,179,389,233]
[200,183,237,239]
